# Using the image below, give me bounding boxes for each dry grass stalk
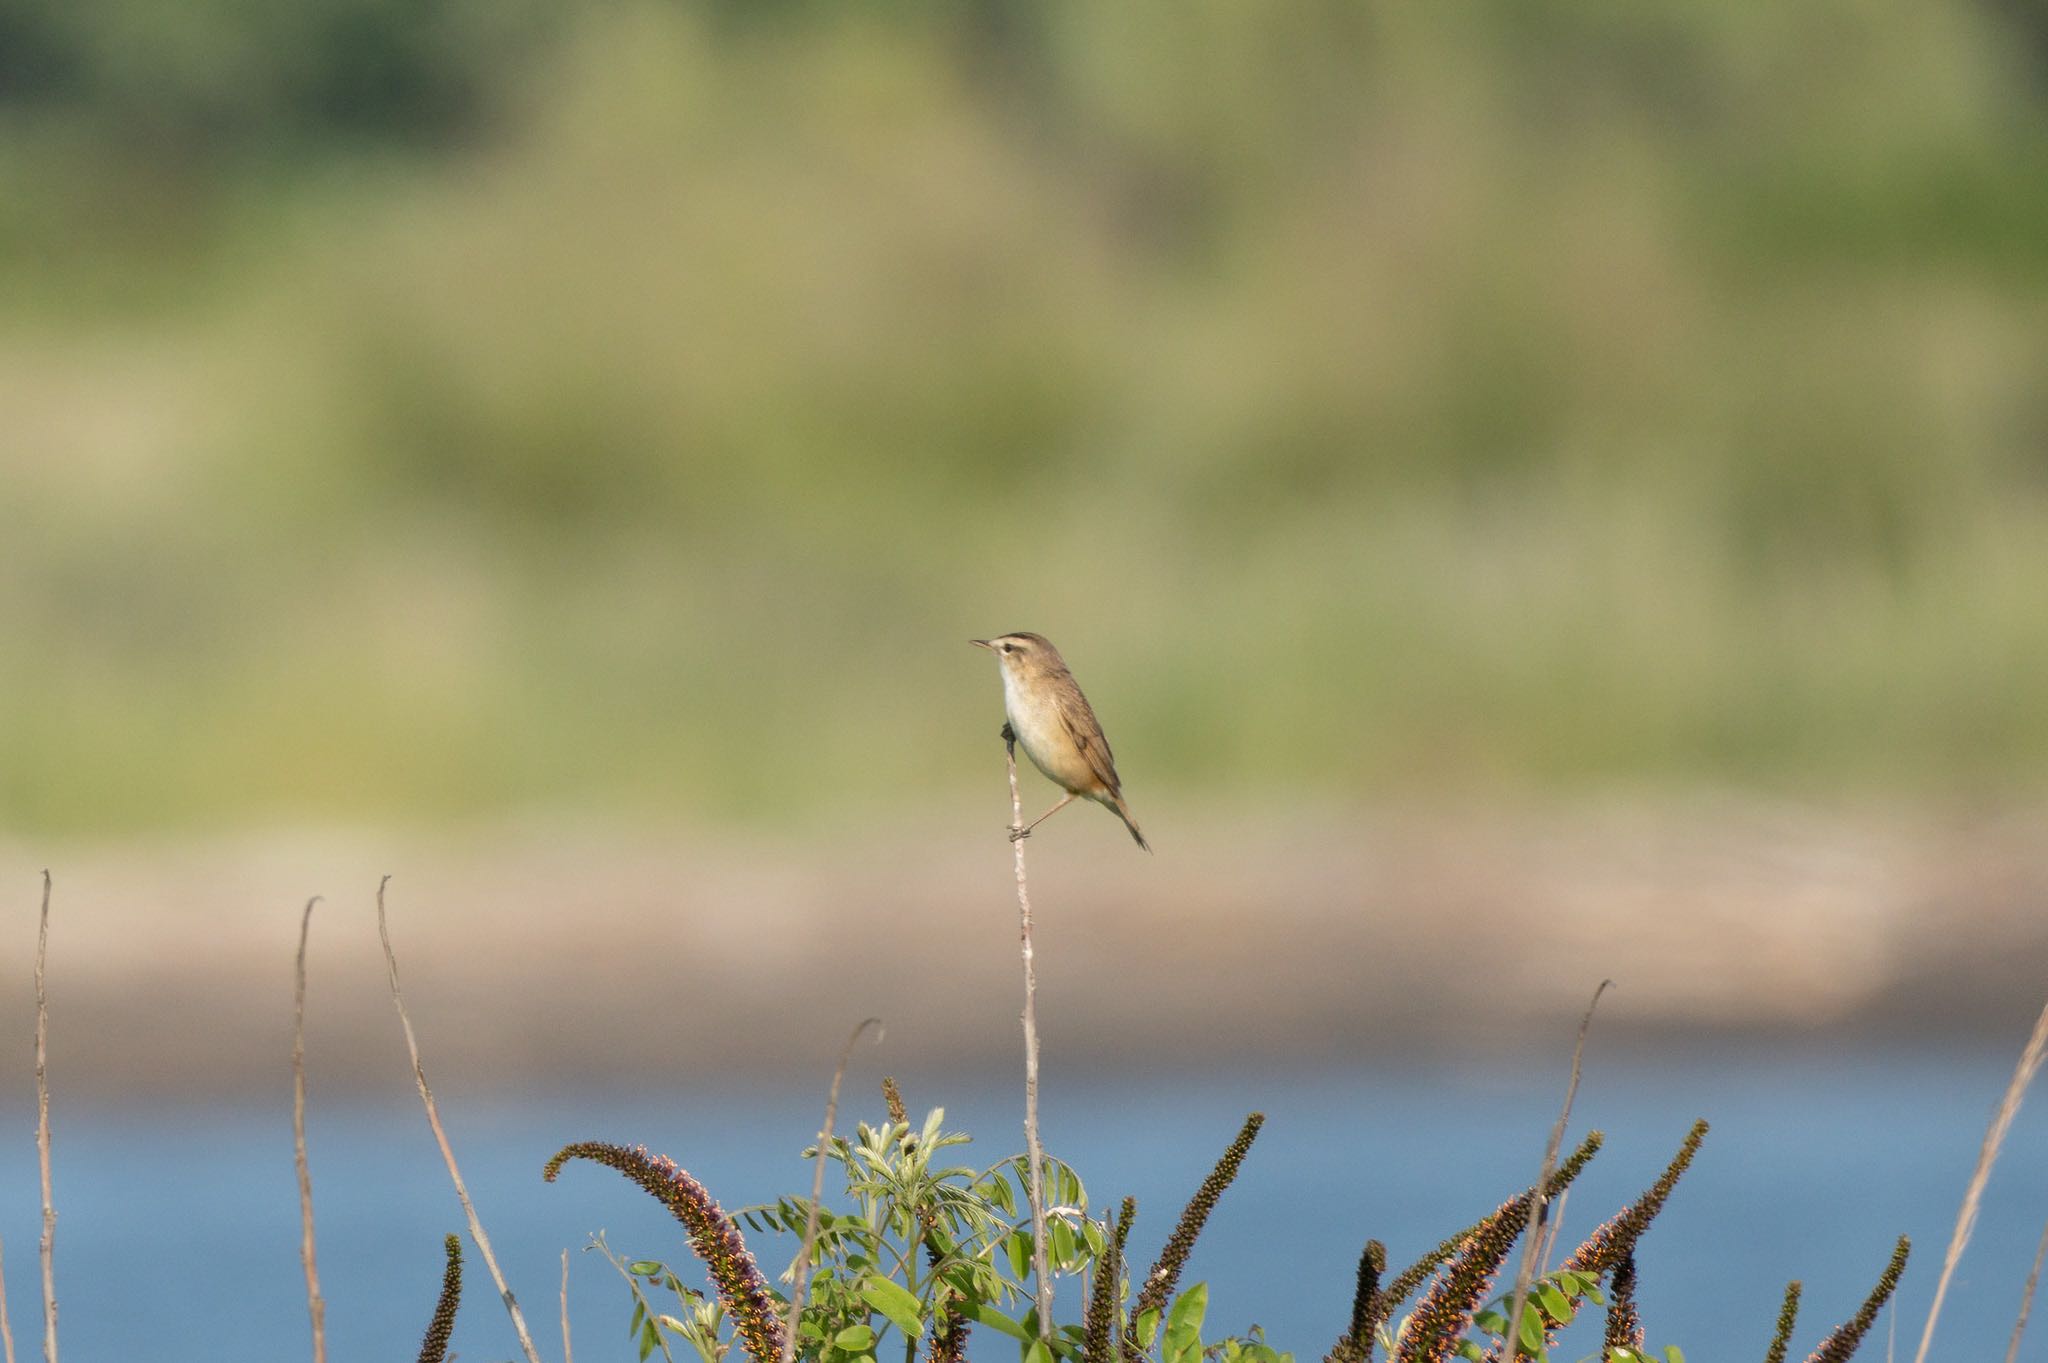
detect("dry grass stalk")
[1003,730,1055,1339]
[375,876,546,1363]
[561,1250,574,1363]
[293,896,328,1363]
[1913,996,2048,1363]
[1497,979,1610,1357]
[1535,1189,1569,1274]
[779,1017,884,1363]
[35,871,57,1363]
[2003,1217,2048,1363]
[0,1232,17,1363]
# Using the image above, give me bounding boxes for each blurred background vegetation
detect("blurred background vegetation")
[4,0,2047,834]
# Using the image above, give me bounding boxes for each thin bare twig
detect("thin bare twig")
[1536,1188,1570,1273]
[2003,1216,2048,1363]
[0,1233,17,1363]
[1004,732,1055,1340]
[294,897,328,1363]
[1915,995,2048,1363]
[780,1017,884,1363]
[36,871,57,1363]
[561,1250,573,1363]
[1499,980,1610,1359]
[376,876,545,1363]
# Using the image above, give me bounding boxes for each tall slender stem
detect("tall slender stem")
[376,876,545,1363]
[2004,1216,2048,1363]
[1916,995,2048,1363]
[1004,732,1055,1339]
[1498,979,1609,1358]
[782,1017,882,1363]
[0,1231,17,1363]
[35,871,57,1363]
[293,897,327,1363]
[560,1250,574,1363]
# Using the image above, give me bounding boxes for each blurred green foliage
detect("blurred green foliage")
[3,0,2047,832]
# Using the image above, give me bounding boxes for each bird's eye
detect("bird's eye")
[1000,642,1014,653]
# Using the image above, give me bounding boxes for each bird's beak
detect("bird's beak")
[969,638,993,650]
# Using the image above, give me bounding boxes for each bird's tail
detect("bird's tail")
[1112,795,1151,853]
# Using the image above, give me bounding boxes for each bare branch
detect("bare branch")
[0,1233,17,1363]
[1004,731,1055,1339]
[1915,995,2048,1363]
[294,897,328,1363]
[376,876,545,1363]
[2003,1216,2048,1363]
[780,1017,884,1363]
[561,1250,574,1363]
[36,871,57,1363]
[1498,979,1610,1359]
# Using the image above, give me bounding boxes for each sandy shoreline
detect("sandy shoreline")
[3,798,2044,1100]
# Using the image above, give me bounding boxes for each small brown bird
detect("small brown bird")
[972,632,1149,851]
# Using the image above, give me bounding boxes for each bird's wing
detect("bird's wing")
[1057,690,1122,796]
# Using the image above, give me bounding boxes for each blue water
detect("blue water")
[1,1050,2043,1361]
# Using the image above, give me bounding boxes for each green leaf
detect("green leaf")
[1455,1342,1485,1362]
[1164,1284,1208,1363]
[1665,1349,1686,1363]
[1517,1304,1544,1353]
[861,1278,925,1339]
[1051,1219,1076,1268]
[1534,1282,1572,1323]
[1025,1340,1053,1363]
[961,1301,1031,1342]
[1007,1231,1034,1281]
[629,1259,664,1277]
[1166,1284,1209,1337]
[834,1326,876,1352]
[1136,1308,1161,1350]
[1473,1308,1506,1335]
[1081,1220,1106,1259]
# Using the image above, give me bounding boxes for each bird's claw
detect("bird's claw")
[1008,825,1030,843]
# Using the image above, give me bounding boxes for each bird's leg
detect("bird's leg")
[1010,792,1077,842]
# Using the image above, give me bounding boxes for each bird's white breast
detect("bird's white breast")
[1001,667,1088,791]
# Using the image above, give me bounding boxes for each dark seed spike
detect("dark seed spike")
[1764,1281,1803,1363]
[416,1234,462,1363]
[1805,1238,1910,1363]
[1130,1114,1264,1329]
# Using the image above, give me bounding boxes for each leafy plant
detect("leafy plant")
[560,1098,1910,1363]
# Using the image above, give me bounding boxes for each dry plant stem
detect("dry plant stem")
[1914,995,2048,1363]
[780,1017,884,1363]
[561,1250,574,1363]
[0,1234,17,1363]
[376,876,545,1363]
[1536,1189,1569,1272]
[2004,1217,2048,1363]
[1004,734,1055,1340]
[35,871,56,1363]
[294,897,328,1363]
[1499,979,1610,1359]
